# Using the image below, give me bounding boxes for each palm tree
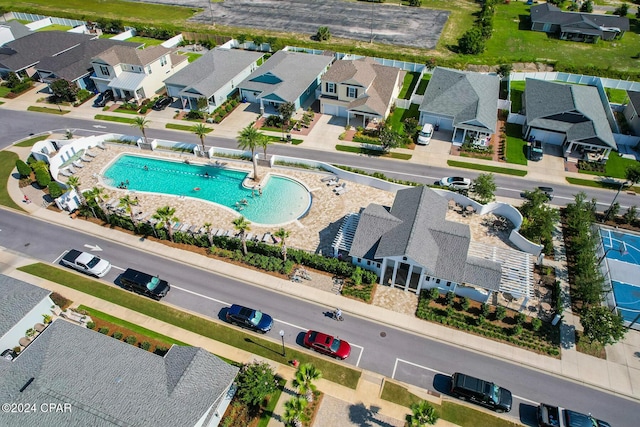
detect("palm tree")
[192,123,212,155]
[203,222,213,246]
[408,401,439,427]
[237,123,264,180]
[131,116,150,145]
[282,396,309,427]
[66,175,84,204]
[86,186,108,219]
[274,227,290,262]
[232,216,251,255]
[118,194,138,224]
[292,363,322,402]
[152,205,179,242]
[257,133,272,159]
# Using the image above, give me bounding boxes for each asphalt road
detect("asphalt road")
[0,210,638,426]
[0,109,637,212]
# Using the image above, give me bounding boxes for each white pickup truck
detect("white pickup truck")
[537,403,611,427]
[61,249,112,278]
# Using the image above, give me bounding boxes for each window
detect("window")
[435,279,441,284]
[147,66,152,75]
[160,56,167,66]
[326,82,336,94]
[446,281,451,287]
[402,256,407,261]
[367,260,371,266]
[99,66,110,77]
[425,276,431,281]
[347,86,358,98]
[357,258,361,263]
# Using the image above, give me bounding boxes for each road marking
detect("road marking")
[110,265,125,271]
[392,358,540,405]
[84,244,102,251]
[350,343,364,367]
[171,284,230,306]
[276,319,307,332]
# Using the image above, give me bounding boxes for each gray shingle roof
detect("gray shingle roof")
[0,31,94,71]
[322,57,405,116]
[0,319,238,426]
[419,67,499,133]
[164,48,263,98]
[531,3,629,32]
[627,90,640,112]
[0,275,51,339]
[0,21,32,42]
[239,50,333,103]
[349,187,502,290]
[94,44,173,67]
[36,39,141,82]
[524,78,616,149]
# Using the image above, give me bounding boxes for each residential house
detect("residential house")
[238,49,334,115]
[164,48,264,113]
[347,186,535,303]
[0,275,55,353]
[0,319,238,426]
[91,44,188,102]
[530,3,629,42]
[522,78,617,162]
[0,20,31,46]
[319,57,405,127]
[419,67,499,145]
[0,31,94,79]
[624,91,640,136]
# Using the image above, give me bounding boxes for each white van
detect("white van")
[417,124,434,145]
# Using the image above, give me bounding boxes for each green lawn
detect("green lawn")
[15,134,48,147]
[165,123,213,132]
[478,2,640,72]
[27,106,70,115]
[447,160,527,176]
[414,74,431,96]
[125,36,166,46]
[0,151,24,210]
[95,114,138,124]
[0,86,11,97]
[577,152,639,179]
[398,72,420,100]
[336,144,411,160]
[265,135,303,145]
[606,88,629,104]
[180,52,203,63]
[18,263,361,389]
[36,24,72,31]
[509,80,525,114]
[566,177,640,193]
[0,0,200,25]
[505,123,528,165]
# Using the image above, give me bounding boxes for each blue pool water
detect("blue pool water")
[103,154,311,225]
[599,228,640,323]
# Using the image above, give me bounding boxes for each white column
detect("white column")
[379,259,387,285]
[405,264,414,291]
[390,261,398,287]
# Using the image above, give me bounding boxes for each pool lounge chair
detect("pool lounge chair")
[179,223,191,232]
[333,182,346,192]
[245,232,253,241]
[320,175,336,182]
[326,178,339,186]
[60,169,73,177]
[80,155,93,162]
[171,221,182,231]
[72,160,84,168]
[85,150,97,157]
[188,225,200,234]
[262,232,272,243]
[96,142,106,150]
[215,228,226,236]
[335,185,349,196]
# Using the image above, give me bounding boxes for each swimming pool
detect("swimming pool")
[102,154,311,225]
[599,227,640,325]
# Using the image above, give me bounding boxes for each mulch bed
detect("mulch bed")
[86,316,173,355]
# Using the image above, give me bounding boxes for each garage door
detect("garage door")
[421,114,453,131]
[323,103,347,117]
[240,89,259,104]
[165,85,182,99]
[529,129,565,145]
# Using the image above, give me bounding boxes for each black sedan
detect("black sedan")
[93,90,114,107]
[152,96,173,111]
[226,304,273,333]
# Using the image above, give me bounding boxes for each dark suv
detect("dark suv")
[152,96,172,111]
[450,372,512,413]
[226,304,273,333]
[119,268,170,300]
[93,89,114,107]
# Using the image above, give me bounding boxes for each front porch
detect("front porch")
[564,141,612,164]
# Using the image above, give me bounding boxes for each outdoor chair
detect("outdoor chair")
[72,160,84,169]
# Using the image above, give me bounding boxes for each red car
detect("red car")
[303,330,351,360]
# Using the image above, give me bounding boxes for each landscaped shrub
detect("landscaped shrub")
[515,312,526,326]
[98,327,109,334]
[362,270,378,285]
[47,181,64,199]
[512,325,523,336]
[186,110,204,120]
[495,306,506,321]
[124,335,137,345]
[34,167,51,188]
[86,321,96,330]
[531,318,542,332]
[140,341,151,351]
[154,346,169,356]
[341,282,374,302]
[445,291,455,307]
[15,159,31,178]
[351,267,363,286]
[480,303,491,318]
[460,296,470,311]
[429,288,440,301]
[112,332,124,340]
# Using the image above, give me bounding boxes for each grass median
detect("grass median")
[165,123,214,133]
[447,160,527,177]
[0,151,23,210]
[566,177,640,193]
[18,263,361,388]
[27,105,70,115]
[95,114,139,124]
[336,144,412,160]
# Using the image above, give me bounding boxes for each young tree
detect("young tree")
[278,102,296,127]
[580,0,594,12]
[472,173,497,204]
[403,117,419,140]
[237,124,264,180]
[232,216,251,255]
[15,159,32,178]
[50,79,78,103]
[581,305,626,347]
[623,205,638,224]
[257,133,272,159]
[379,126,402,152]
[191,123,212,154]
[613,3,629,16]
[274,227,290,262]
[66,175,85,204]
[234,361,279,409]
[408,0,422,6]
[625,164,640,185]
[408,400,439,426]
[203,222,213,246]
[119,194,139,225]
[131,117,150,145]
[152,205,179,242]
[519,188,560,254]
[316,26,330,41]
[496,64,513,80]
[283,396,310,427]
[292,363,322,402]
[458,28,485,55]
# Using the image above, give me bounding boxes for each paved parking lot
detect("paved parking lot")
[136,0,450,49]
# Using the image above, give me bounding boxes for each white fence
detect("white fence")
[110,29,136,41]
[614,133,640,146]
[11,12,85,28]
[162,34,183,48]
[510,71,640,92]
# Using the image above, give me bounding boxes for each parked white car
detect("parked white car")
[417,124,434,145]
[438,176,472,191]
[60,249,112,277]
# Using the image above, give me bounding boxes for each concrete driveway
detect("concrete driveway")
[136,0,450,49]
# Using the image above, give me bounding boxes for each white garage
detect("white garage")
[421,114,454,131]
[528,128,566,145]
[322,103,348,117]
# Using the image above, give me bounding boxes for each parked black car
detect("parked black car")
[226,304,273,333]
[119,268,170,300]
[450,372,512,413]
[1,348,18,361]
[152,96,172,111]
[93,89,114,107]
